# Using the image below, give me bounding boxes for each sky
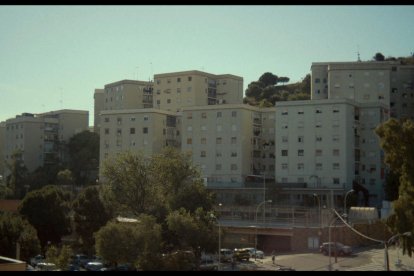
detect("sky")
[1,5,414,126]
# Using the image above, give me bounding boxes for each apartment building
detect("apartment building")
[99,108,180,177]
[181,104,268,186]
[0,121,5,178]
[275,98,389,207]
[3,110,89,175]
[93,89,104,133]
[311,61,414,120]
[153,70,243,112]
[94,80,154,134]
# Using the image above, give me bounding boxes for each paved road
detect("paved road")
[223,245,414,271]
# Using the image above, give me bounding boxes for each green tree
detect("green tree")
[67,130,99,186]
[375,118,414,256]
[0,212,41,261]
[72,186,111,252]
[94,214,162,269]
[373,52,385,61]
[102,151,154,216]
[5,150,29,199]
[18,185,72,249]
[45,244,73,270]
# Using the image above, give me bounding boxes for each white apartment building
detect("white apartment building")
[275,98,389,207]
[99,108,180,177]
[181,104,275,186]
[311,61,414,120]
[3,110,89,175]
[153,70,243,112]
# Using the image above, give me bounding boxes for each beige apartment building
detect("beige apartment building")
[311,61,414,120]
[94,80,154,133]
[0,122,5,179]
[153,70,243,112]
[2,110,89,176]
[275,98,389,207]
[98,108,180,178]
[181,104,272,186]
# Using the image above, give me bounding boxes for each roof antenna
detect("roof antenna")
[357,45,361,62]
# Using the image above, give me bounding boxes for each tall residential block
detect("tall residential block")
[99,108,180,178]
[311,61,414,120]
[153,70,243,112]
[3,110,89,175]
[93,89,104,133]
[275,98,389,207]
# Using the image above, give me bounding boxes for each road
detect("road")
[220,245,414,271]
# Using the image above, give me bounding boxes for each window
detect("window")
[216,151,222,157]
[282,124,288,129]
[231,137,237,144]
[298,136,304,143]
[156,100,160,105]
[281,110,288,115]
[201,112,207,119]
[117,129,122,136]
[333,178,340,185]
[332,120,339,127]
[333,108,340,113]
[316,163,322,170]
[217,111,222,118]
[297,163,304,170]
[282,163,288,170]
[298,149,304,156]
[315,109,322,114]
[316,122,322,128]
[332,135,340,142]
[216,137,222,144]
[117,117,122,125]
[298,110,304,115]
[187,138,192,144]
[316,149,322,156]
[231,164,238,171]
[167,99,171,104]
[188,76,192,81]
[130,128,135,134]
[104,128,109,135]
[216,164,222,170]
[333,149,340,156]
[187,112,192,119]
[143,115,149,121]
[316,136,322,142]
[177,77,181,82]
[143,127,148,134]
[104,117,109,123]
[282,136,288,143]
[281,150,288,156]
[315,78,320,83]
[232,111,237,117]
[333,163,340,170]
[231,152,237,157]
[201,151,206,157]
[177,88,181,93]
[201,138,206,144]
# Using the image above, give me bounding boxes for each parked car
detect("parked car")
[71,254,90,268]
[319,242,352,256]
[244,247,264,259]
[85,261,104,271]
[220,248,234,262]
[199,259,218,271]
[29,255,45,267]
[233,248,250,261]
[36,262,58,271]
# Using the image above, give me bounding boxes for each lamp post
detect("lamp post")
[211,203,222,270]
[384,232,411,271]
[255,199,272,261]
[343,189,354,221]
[313,193,321,227]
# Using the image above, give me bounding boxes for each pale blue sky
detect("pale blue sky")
[1,5,414,126]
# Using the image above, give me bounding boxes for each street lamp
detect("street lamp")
[313,193,321,227]
[343,189,354,220]
[255,199,272,261]
[384,232,411,271]
[211,203,222,270]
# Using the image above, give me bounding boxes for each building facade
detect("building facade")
[2,110,89,176]
[153,70,243,112]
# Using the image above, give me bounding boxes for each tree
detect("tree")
[0,212,41,261]
[94,214,162,270]
[102,151,154,216]
[72,186,111,252]
[258,72,278,86]
[373,52,385,61]
[67,130,99,186]
[18,185,72,249]
[45,244,73,270]
[5,150,29,199]
[166,208,218,267]
[375,118,414,256]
